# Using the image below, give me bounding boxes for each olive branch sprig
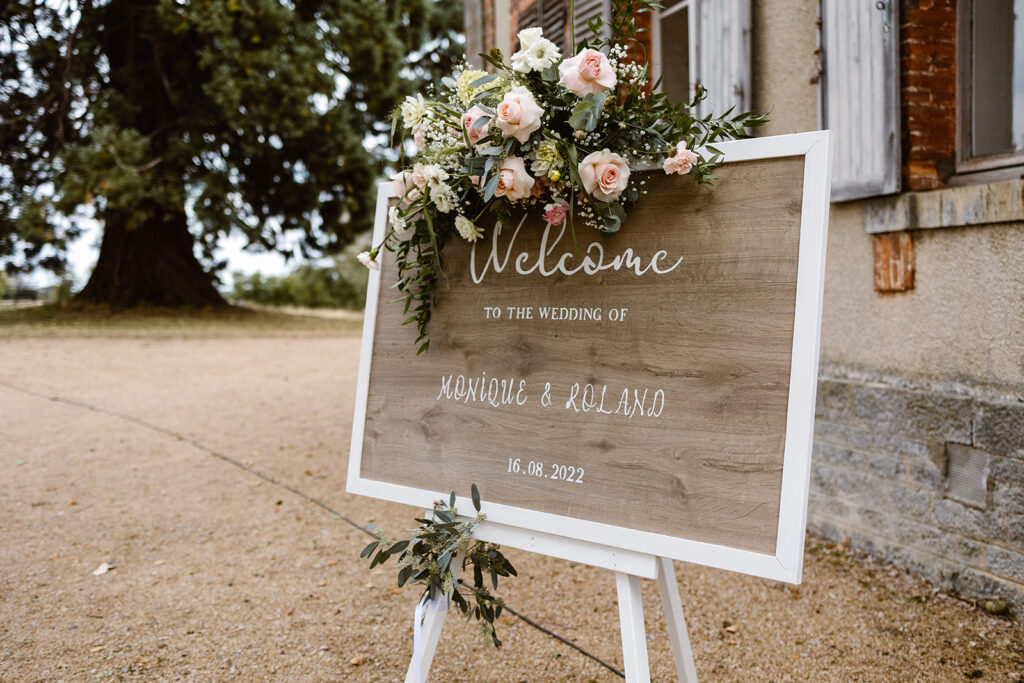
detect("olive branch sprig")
[360,484,518,647]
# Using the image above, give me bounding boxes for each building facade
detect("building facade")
[466,0,1024,614]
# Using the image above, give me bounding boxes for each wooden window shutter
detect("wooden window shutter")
[822,0,900,201]
[571,0,611,50]
[696,0,752,118]
[519,0,569,52]
[519,2,541,40]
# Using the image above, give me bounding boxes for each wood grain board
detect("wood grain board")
[360,156,805,555]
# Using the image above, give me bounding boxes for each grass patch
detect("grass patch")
[0,302,363,338]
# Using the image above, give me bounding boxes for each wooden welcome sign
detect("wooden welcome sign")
[349,132,831,583]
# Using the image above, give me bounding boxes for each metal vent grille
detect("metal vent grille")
[945,443,990,509]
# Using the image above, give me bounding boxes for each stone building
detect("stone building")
[465,0,1024,614]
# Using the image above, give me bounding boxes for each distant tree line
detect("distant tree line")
[227,236,370,310]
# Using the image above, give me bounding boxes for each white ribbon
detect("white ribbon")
[408,595,449,683]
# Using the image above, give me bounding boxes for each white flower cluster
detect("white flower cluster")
[419,164,460,214]
[388,206,407,233]
[607,43,648,88]
[510,27,561,73]
[455,215,483,242]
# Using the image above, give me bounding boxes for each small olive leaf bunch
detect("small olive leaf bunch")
[360,484,518,647]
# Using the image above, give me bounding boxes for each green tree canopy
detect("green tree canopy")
[0,0,462,306]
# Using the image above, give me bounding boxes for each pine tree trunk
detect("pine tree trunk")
[77,205,226,308]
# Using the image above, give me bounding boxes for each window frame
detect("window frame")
[956,0,1024,175]
[650,0,699,104]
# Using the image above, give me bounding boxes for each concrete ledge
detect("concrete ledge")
[862,179,1024,234]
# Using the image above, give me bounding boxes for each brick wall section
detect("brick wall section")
[900,0,957,191]
[624,9,652,66]
[809,367,1024,615]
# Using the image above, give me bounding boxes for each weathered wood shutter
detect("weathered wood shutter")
[519,0,568,52]
[571,0,611,51]
[823,0,900,201]
[696,0,751,117]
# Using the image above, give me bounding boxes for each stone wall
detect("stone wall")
[811,366,1024,615]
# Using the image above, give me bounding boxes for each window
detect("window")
[959,0,1024,171]
[652,0,750,118]
[652,1,696,104]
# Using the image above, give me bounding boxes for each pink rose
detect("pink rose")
[391,171,422,205]
[558,48,617,97]
[414,130,426,151]
[543,199,569,226]
[494,156,535,201]
[663,141,699,175]
[495,86,543,144]
[462,105,490,146]
[578,149,630,202]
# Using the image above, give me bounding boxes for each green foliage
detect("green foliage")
[229,236,371,309]
[0,0,464,277]
[0,271,6,299]
[382,0,767,350]
[361,485,517,647]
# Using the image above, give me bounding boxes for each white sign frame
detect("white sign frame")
[347,131,832,584]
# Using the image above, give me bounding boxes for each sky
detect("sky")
[25,219,293,291]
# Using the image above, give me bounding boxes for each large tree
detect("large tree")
[0,0,462,306]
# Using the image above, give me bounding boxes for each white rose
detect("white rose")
[517,27,543,50]
[511,29,560,73]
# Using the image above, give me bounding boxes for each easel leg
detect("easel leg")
[656,557,698,683]
[405,547,464,683]
[615,572,651,683]
[404,597,449,683]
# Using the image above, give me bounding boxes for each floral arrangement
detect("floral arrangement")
[360,485,517,647]
[359,1,766,352]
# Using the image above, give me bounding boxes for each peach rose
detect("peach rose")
[462,105,491,146]
[663,141,699,175]
[578,149,630,202]
[495,86,543,144]
[558,48,617,97]
[494,156,535,200]
[391,171,422,205]
[410,163,428,190]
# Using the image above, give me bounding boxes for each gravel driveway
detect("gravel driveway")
[1,319,1021,681]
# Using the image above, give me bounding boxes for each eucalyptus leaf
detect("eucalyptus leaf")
[468,73,499,88]
[482,174,500,202]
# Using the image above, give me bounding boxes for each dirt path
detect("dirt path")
[1,331,1021,681]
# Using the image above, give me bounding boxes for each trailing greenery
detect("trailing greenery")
[361,485,517,647]
[372,0,767,352]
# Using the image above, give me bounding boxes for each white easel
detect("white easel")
[405,517,699,683]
